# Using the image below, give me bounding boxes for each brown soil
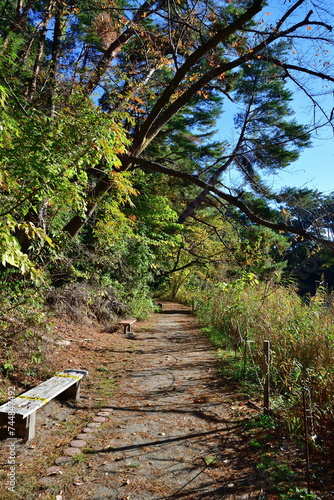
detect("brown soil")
[0,302,331,499]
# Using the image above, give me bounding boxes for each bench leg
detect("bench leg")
[59,380,82,400]
[123,324,132,335]
[125,326,136,339]
[0,412,35,440]
[14,414,36,441]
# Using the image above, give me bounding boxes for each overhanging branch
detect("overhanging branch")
[127,155,334,251]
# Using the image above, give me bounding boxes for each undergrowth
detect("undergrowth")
[0,272,156,403]
[176,279,334,467]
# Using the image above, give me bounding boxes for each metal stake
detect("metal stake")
[263,340,270,415]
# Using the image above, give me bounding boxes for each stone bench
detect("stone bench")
[118,319,137,338]
[0,369,88,440]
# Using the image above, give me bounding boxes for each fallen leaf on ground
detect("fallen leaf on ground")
[204,455,218,466]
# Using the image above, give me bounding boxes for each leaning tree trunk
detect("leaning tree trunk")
[63,174,112,237]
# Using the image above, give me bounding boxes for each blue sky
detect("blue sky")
[215,92,334,197]
[215,0,334,197]
[263,0,334,195]
[217,93,334,197]
[262,88,334,195]
[270,131,334,194]
[267,76,334,194]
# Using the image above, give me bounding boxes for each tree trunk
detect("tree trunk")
[27,0,54,101]
[63,173,111,236]
[48,1,63,117]
[0,0,35,53]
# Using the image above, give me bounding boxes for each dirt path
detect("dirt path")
[1,302,262,499]
[63,302,256,499]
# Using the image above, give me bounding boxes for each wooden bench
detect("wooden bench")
[0,369,88,440]
[118,319,137,338]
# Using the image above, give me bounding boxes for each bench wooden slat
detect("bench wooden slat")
[0,369,88,440]
[118,319,136,326]
[0,371,85,417]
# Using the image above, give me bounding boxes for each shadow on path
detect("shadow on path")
[64,301,259,499]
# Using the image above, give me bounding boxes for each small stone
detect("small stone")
[40,476,57,486]
[56,340,71,346]
[93,416,106,423]
[46,466,63,476]
[97,412,111,417]
[100,408,114,413]
[125,333,136,339]
[70,439,86,448]
[82,427,96,433]
[76,433,91,440]
[87,422,101,428]
[64,447,81,456]
[55,456,73,465]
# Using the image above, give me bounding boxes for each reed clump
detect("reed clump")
[189,280,334,459]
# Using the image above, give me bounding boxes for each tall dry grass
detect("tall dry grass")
[180,280,334,458]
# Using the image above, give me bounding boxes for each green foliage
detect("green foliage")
[0,264,49,361]
[30,352,42,364]
[0,218,43,279]
[126,288,157,320]
[246,414,278,431]
[234,47,311,178]
[2,358,14,376]
[98,365,109,372]
[0,80,132,284]
[1,91,130,215]
[279,488,321,500]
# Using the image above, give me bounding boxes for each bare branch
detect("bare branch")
[258,55,334,85]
